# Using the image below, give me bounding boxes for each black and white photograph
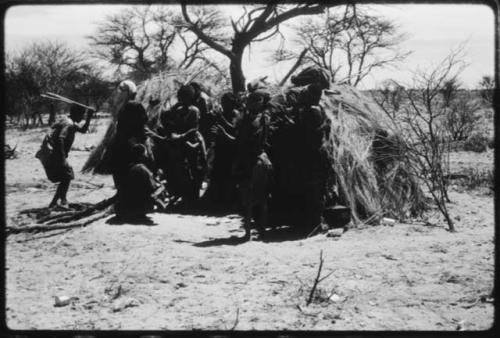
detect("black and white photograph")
[3,0,495,331]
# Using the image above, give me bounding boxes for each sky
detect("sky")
[3,3,495,89]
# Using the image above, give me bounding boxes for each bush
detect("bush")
[463,133,489,152]
[461,168,494,191]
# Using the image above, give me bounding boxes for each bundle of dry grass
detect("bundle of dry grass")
[81,86,128,174]
[319,84,427,223]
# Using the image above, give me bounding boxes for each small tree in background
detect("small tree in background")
[478,75,494,105]
[373,79,405,118]
[440,78,461,108]
[444,91,482,141]
[5,41,87,126]
[5,41,112,128]
[69,67,114,112]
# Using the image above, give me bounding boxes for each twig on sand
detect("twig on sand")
[307,224,322,238]
[396,264,414,286]
[296,304,318,317]
[307,250,325,306]
[230,308,240,330]
[49,226,87,252]
[13,228,72,243]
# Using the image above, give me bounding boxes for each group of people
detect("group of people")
[39,66,334,239]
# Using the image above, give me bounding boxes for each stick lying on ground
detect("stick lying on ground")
[7,210,111,234]
[7,197,115,234]
[41,92,95,111]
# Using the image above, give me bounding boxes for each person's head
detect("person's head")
[299,83,323,107]
[246,90,269,113]
[131,144,148,164]
[119,80,137,100]
[291,67,330,90]
[189,82,202,98]
[177,84,196,105]
[69,105,86,122]
[220,92,239,114]
[247,76,268,93]
[149,97,160,108]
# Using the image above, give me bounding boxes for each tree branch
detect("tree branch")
[181,3,233,58]
[279,48,309,86]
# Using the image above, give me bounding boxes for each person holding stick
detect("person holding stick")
[39,104,94,208]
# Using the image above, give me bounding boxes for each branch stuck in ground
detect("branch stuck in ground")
[307,249,326,306]
[230,308,240,330]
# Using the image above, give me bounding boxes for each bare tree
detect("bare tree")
[180,2,327,92]
[5,41,90,126]
[89,6,175,80]
[89,5,214,81]
[281,5,409,87]
[387,47,468,232]
[69,67,114,112]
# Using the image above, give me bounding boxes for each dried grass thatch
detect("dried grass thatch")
[82,65,426,224]
[319,84,427,223]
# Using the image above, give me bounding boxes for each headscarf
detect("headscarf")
[119,80,137,95]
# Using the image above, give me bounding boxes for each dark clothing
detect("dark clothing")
[119,163,157,217]
[161,103,200,141]
[233,110,270,180]
[194,92,213,138]
[206,109,241,207]
[41,116,77,183]
[110,101,152,178]
[50,116,77,159]
[44,157,74,183]
[110,100,153,216]
[212,109,240,181]
[116,101,148,140]
[159,104,206,204]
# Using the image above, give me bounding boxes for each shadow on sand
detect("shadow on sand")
[193,225,307,247]
[106,215,157,226]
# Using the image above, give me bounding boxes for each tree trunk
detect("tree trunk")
[230,49,246,94]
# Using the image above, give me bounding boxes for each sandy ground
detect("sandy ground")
[4,121,495,331]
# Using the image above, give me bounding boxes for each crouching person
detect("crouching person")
[118,144,160,223]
